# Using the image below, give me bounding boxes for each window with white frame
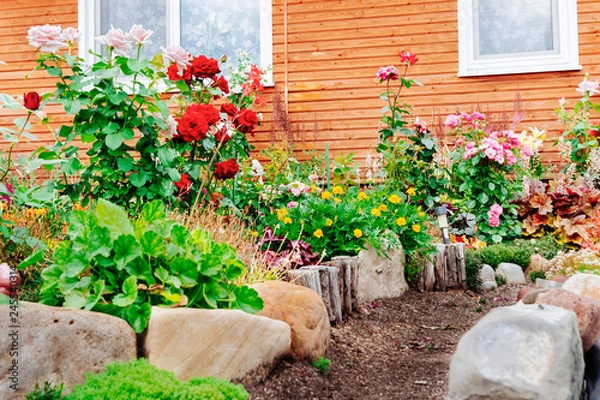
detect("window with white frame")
[78,0,272,77]
[457,0,580,77]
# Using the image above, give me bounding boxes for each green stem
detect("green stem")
[0,112,32,182]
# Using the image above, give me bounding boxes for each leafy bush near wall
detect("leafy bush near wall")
[474,236,567,270]
[464,250,484,292]
[65,359,248,400]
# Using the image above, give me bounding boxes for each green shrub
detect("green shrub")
[529,270,546,282]
[25,382,64,400]
[495,274,506,287]
[39,199,263,333]
[65,359,248,400]
[465,249,483,292]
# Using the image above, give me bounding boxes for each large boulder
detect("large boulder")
[356,245,408,303]
[563,274,600,302]
[251,280,330,361]
[495,262,526,285]
[143,307,291,387]
[448,304,584,400]
[525,254,549,278]
[535,289,600,351]
[478,264,497,292]
[0,302,137,399]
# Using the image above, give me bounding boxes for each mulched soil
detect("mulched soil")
[248,285,521,400]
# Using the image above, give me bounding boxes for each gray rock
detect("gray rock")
[356,245,407,303]
[496,262,526,285]
[478,265,497,292]
[143,307,291,387]
[479,264,495,282]
[535,278,563,289]
[0,302,137,399]
[448,304,584,400]
[480,280,498,292]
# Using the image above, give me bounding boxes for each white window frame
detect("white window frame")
[78,0,273,82]
[457,0,581,77]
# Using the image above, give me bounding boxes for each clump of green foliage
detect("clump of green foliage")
[313,357,331,375]
[529,270,546,282]
[39,199,263,333]
[25,382,64,400]
[495,274,506,287]
[472,236,567,270]
[65,359,248,400]
[464,250,484,292]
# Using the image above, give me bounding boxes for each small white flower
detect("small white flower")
[251,159,264,176]
[559,97,566,107]
[576,77,600,96]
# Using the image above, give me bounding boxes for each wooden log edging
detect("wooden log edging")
[417,243,467,292]
[286,256,359,325]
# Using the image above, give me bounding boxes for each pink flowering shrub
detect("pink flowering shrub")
[446,113,532,242]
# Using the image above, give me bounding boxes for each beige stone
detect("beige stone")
[251,280,330,361]
[0,302,137,399]
[525,254,550,278]
[535,289,600,351]
[356,245,408,303]
[563,274,600,302]
[143,307,291,386]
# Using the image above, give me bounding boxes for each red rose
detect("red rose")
[174,173,192,194]
[177,112,209,142]
[213,158,239,180]
[213,76,229,94]
[23,92,41,111]
[187,104,221,126]
[191,55,220,79]
[214,126,231,144]
[220,103,238,118]
[235,108,259,134]
[167,63,193,84]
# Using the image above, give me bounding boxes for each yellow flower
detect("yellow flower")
[311,185,319,193]
[0,203,6,211]
[353,228,363,238]
[321,191,332,200]
[283,217,293,224]
[334,197,342,203]
[412,224,421,233]
[332,186,344,195]
[418,211,426,217]
[388,194,401,204]
[276,208,288,221]
[378,204,387,212]
[325,218,333,227]
[396,217,407,227]
[250,230,259,237]
[370,208,381,217]
[358,191,369,200]
[314,229,324,238]
[407,187,416,196]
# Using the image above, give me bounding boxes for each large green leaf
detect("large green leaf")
[169,257,198,287]
[113,234,141,270]
[123,302,152,333]
[141,200,166,222]
[84,279,106,311]
[234,286,264,314]
[96,199,134,239]
[140,230,166,257]
[113,276,138,307]
[64,291,86,309]
[125,256,155,283]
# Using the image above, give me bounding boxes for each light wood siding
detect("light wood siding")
[1,0,600,168]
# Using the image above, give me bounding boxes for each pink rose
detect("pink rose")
[456,137,464,146]
[490,204,503,215]
[460,112,472,122]
[161,46,191,74]
[505,152,516,165]
[27,24,67,53]
[127,24,153,46]
[521,145,533,157]
[96,27,131,56]
[61,27,80,44]
[488,215,500,227]
[287,201,298,209]
[444,114,461,128]
[376,66,399,82]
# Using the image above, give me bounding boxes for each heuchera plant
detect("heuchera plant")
[39,199,263,333]
[28,24,266,209]
[446,112,534,242]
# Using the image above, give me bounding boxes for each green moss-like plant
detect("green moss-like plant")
[464,249,484,292]
[66,359,248,400]
[25,382,64,400]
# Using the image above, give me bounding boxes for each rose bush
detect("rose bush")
[28,24,266,210]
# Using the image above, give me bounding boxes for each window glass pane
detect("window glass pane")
[477,0,554,57]
[180,0,262,67]
[100,0,166,59]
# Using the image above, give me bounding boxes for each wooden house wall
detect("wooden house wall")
[1,0,599,170]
